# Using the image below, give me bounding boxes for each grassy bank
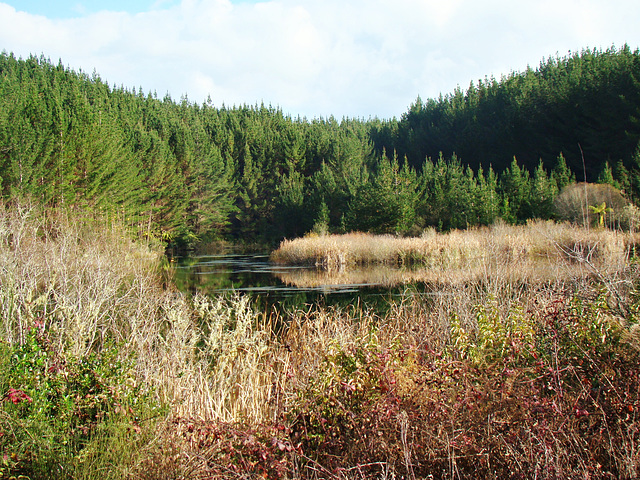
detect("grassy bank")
[0,204,282,478]
[1,206,639,479]
[271,221,639,272]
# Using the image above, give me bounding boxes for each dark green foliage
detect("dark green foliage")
[551,153,576,191]
[530,160,558,219]
[1,47,640,244]
[311,198,331,235]
[500,157,532,223]
[346,150,417,234]
[379,45,640,183]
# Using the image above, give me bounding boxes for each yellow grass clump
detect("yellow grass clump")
[271,220,638,274]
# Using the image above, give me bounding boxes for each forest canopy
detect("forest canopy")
[1,45,640,248]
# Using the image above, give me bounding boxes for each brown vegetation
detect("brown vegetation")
[271,221,638,273]
[554,182,638,229]
[1,205,639,479]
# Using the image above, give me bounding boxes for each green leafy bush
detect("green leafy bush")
[0,327,160,479]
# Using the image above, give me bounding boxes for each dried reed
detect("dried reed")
[2,204,639,479]
[271,221,639,274]
[0,203,286,425]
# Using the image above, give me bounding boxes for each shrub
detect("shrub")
[281,286,640,479]
[554,182,629,227]
[0,327,159,479]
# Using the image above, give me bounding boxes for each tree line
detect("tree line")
[373,45,640,182]
[1,46,640,248]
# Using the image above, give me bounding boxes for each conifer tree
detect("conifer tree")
[551,153,576,191]
[597,161,620,189]
[529,160,558,219]
[476,165,500,225]
[312,198,330,235]
[309,161,340,229]
[274,158,307,238]
[500,157,531,223]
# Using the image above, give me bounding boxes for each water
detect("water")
[172,253,427,312]
[172,250,594,316]
[174,253,359,295]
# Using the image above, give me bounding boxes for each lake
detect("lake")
[172,246,601,315]
[172,252,437,312]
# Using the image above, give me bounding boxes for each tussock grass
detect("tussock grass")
[0,204,161,353]
[2,204,639,479]
[271,221,639,273]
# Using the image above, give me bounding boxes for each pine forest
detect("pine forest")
[1,45,640,246]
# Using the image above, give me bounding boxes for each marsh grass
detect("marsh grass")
[1,204,639,479]
[277,281,640,479]
[271,221,638,274]
[0,204,285,478]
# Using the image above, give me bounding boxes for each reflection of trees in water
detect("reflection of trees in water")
[274,257,595,289]
[173,267,235,295]
[173,247,623,304]
[173,254,280,295]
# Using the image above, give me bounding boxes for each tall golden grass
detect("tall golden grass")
[0,204,286,422]
[2,204,639,478]
[271,220,638,274]
[0,204,288,478]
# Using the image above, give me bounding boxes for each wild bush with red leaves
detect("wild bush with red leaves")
[283,290,640,479]
[132,419,296,479]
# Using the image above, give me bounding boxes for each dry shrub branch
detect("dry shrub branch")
[1,203,639,479]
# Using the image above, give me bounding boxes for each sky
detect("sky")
[1,0,639,119]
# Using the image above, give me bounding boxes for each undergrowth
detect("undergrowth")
[1,203,639,479]
[0,328,158,479]
[275,287,639,479]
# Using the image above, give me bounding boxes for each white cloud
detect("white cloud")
[1,0,639,119]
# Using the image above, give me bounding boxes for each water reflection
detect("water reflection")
[173,253,397,296]
[173,253,436,314]
[175,252,596,290]
[173,251,596,314]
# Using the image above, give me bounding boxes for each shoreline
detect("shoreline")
[271,221,639,271]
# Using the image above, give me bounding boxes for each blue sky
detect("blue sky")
[6,1,181,18]
[1,0,640,119]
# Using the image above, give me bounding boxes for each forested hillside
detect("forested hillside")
[375,45,640,177]
[1,46,640,248]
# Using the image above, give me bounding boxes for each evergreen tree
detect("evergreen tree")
[529,160,558,219]
[311,198,330,235]
[614,159,631,195]
[476,165,501,225]
[500,157,531,223]
[309,161,340,230]
[551,153,576,191]
[273,158,307,238]
[6,49,640,244]
[597,161,621,189]
[346,150,400,234]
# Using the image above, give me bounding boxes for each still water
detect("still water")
[172,253,426,312]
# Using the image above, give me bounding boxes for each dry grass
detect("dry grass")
[0,203,292,478]
[271,221,638,274]
[0,204,287,424]
[275,255,591,290]
[0,203,162,354]
[2,204,639,479]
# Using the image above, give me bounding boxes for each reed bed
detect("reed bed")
[271,221,638,273]
[1,205,639,479]
[0,204,286,478]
